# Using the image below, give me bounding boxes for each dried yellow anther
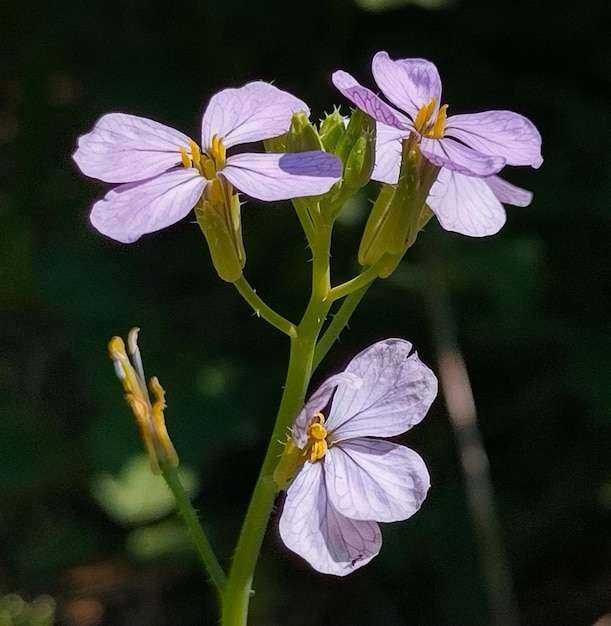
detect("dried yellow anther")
[108,328,178,474]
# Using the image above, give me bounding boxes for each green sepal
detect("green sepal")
[272,438,304,490]
[286,111,323,153]
[319,109,345,153]
[195,194,245,283]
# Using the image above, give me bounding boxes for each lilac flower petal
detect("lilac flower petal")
[326,338,438,440]
[421,137,506,177]
[279,462,381,576]
[427,168,506,237]
[201,81,309,150]
[445,111,543,168]
[325,440,430,523]
[331,70,412,130]
[372,122,404,184]
[484,175,533,207]
[371,52,442,120]
[73,113,192,183]
[222,152,342,201]
[292,373,362,448]
[89,169,207,243]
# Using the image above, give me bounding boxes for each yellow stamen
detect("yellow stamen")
[179,147,191,169]
[305,412,328,463]
[429,103,448,139]
[188,139,202,168]
[209,134,226,166]
[414,96,437,133]
[414,96,448,139]
[202,156,217,180]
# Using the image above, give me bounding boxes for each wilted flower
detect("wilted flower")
[108,328,177,474]
[73,82,342,242]
[277,338,437,576]
[332,52,543,236]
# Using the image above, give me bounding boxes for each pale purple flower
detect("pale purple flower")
[332,52,543,237]
[73,82,342,243]
[279,338,437,576]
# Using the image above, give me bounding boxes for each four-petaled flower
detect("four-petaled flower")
[278,338,437,576]
[332,52,543,237]
[73,82,342,243]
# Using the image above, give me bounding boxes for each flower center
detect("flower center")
[179,135,228,205]
[304,412,328,463]
[179,135,227,179]
[413,96,448,139]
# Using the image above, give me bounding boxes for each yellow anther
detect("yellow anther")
[414,96,437,132]
[209,134,226,167]
[304,412,328,463]
[179,147,192,169]
[188,139,202,168]
[108,328,178,474]
[429,103,448,139]
[202,156,217,181]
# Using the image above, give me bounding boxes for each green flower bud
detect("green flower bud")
[358,135,438,272]
[286,111,323,153]
[319,109,346,153]
[334,108,375,168]
[195,191,245,283]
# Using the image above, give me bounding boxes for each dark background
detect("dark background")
[1,0,610,624]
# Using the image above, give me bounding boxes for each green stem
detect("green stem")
[220,216,333,625]
[312,282,372,372]
[232,275,297,338]
[161,463,227,593]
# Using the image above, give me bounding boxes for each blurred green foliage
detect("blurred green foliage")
[1,0,610,623]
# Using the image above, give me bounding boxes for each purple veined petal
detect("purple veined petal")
[445,110,543,168]
[371,52,443,120]
[427,168,507,237]
[331,70,412,131]
[484,175,533,207]
[371,122,405,184]
[421,136,506,177]
[73,113,192,183]
[325,439,430,523]
[279,461,381,576]
[89,168,207,243]
[201,81,309,150]
[325,338,438,441]
[292,372,362,448]
[222,151,342,202]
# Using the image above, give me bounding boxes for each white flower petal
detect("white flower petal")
[331,70,412,130]
[372,122,405,184]
[427,168,507,237]
[421,137,506,177]
[371,52,442,120]
[73,113,192,183]
[279,462,381,576]
[484,175,533,207]
[445,110,543,168]
[89,168,207,243]
[325,440,430,523]
[326,338,438,440]
[222,152,341,201]
[292,372,362,448]
[201,81,309,150]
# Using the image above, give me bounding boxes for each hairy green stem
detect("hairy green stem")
[312,282,372,372]
[161,463,227,594]
[233,275,297,338]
